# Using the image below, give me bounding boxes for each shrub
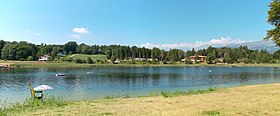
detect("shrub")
[75,59,85,63]
[27,56,33,61]
[86,57,93,64]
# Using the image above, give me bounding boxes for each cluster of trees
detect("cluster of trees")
[0,40,280,64]
[186,46,279,64]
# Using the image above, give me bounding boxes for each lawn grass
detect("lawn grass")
[161,87,217,98]
[2,84,280,115]
[2,59,280,68]
[0,96,69,115]
[65,54,107,61]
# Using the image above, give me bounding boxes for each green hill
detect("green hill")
[65,54,107,61]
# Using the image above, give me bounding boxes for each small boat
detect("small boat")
[229,66,236,68]
[87,71,93,74]
[208,70,212,73]
[56,73,66,77]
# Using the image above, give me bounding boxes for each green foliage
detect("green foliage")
[0,40,5,59]
[63,54,106,63]
[151,47,161,60]
[265,0,280,46]
[202,110,221,116]
[64,41,78,55]
[207,53,215,64]
[1,42,17,60]
[0,96,69,115]
[104,96,114,99]
[167,49,185,62]
[27,56,34,61]
[185,59,192,64]
[0,39,279,64]
[86,57,94,64]
[110,55,117,64]
[75,59,86,63]
[161,88,218,98]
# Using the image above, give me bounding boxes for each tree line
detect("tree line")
[0,40,279,64]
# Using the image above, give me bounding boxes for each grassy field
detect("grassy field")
[0,54,108,68]
[64,54,107,61]
[1,57,280,68]
[2,84,280,115]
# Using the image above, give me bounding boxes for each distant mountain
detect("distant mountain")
[226,40,280,53]
[141,39,280,53]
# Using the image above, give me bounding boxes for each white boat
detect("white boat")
[56,73,66,76]
[87,71,93,74]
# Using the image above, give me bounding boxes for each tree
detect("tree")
[51,46,62,59]
[27,56,34,61]
[191,48,196,56]
[207,53,215,64]
[0,40,5,59]
[111,55,117,64]
[131,46,138,58]
[151,47,161,60]
[104,48,112,59]
[40,45,53,56]
[249,51,258,63]
[224,52,232,64]
[86,57,93,64]
[265,0,280,45]
[16,45,30,60]
[64,41,78,55]
[15,41,38,60]
[273,49,280,60]
[1,42,17,60]
[77,43,91,54]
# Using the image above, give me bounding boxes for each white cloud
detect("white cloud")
[69,27,91,39]
[25,30,41,36]
[140,37,252,50]
[72,27,90,34]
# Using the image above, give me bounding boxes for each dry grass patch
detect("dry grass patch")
[6,84,280,115]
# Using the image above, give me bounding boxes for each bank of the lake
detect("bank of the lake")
[2,83,280,115]
[2,60,280,68]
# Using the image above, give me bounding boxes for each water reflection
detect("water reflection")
[1,66,280,102]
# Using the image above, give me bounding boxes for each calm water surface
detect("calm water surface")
[1,66,280,102]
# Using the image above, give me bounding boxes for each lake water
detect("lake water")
[1,66,280,103]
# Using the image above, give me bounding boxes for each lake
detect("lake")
[1,66,280,103]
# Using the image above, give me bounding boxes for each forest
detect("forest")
[0,40,279,64]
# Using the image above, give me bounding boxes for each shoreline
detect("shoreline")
[1,60,280,68]
[2,83,280,115]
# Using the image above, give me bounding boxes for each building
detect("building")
[189,55,207,63]
[38,55,50,61]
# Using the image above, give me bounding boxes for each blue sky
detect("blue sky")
[0,0,272,49]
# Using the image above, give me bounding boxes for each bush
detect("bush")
[75,59,85,63]
[64,57,73,62]
[185,59,192,64]
[27,56,33,61]
[86,57,93,64]
[19,58,25,61]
